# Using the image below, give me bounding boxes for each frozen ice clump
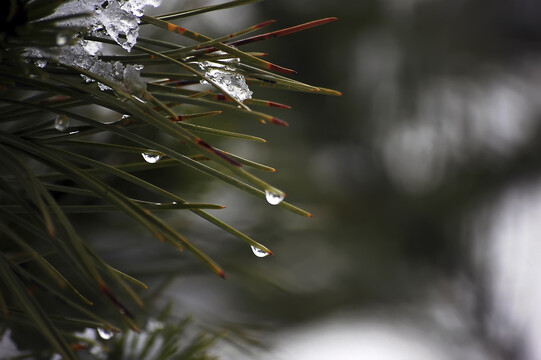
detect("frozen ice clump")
[51,0,162,52]
[83,57,146,94]
[122,0,162,17]
[25,1,154,94]
[203,68,253,102]
[94,0,140,52]
[51,41,146,94]
[25,48,48,68]
[122,64,147,94]
[98,0,162,51]
[26,42,147,94]
[82,40,103,56]
[198,61,253,102]
[57,41,98,70]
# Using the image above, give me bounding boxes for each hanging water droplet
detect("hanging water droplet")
[141,152,162,164]
[97,327,115,340]
[265,190,284,205]
[56,31,70,46]
[54,116,69,131]
[251,245,270,258]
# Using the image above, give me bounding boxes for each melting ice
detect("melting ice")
[52,0,162,52]
[199,60,253,102]
[26,0,160,94]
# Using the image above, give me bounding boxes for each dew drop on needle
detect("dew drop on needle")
[141,152,162,163]
[97,328,115,340]
[265,190,284,205]
[251,245,270,258]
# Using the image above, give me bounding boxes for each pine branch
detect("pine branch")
[0,0,339,358]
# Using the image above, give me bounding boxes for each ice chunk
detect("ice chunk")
[57,43,96,69]
[123,64,146,94]
[82,40,103,56]
[95,0,140,51]
[121,0,163,17]
[51,0,162,52]
[199,61,252,102]
[84,59,146,94]
[25,48,48,68]
[203,69,253,102]
[25,1,154,94]
[54,43,146,94]
[46,0,95,29]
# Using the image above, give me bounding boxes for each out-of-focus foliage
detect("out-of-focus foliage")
[216,1,541,358]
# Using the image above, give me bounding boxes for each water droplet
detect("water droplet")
[56,32,70,46]
[97,327,115,340]
[141,152,162,163]
[251,245,270,258]
[54,116,69,131]
[265,190,284,205]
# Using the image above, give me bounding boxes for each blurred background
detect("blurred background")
[90,0,541,359]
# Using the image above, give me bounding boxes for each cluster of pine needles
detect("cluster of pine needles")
[0,0,339,358]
